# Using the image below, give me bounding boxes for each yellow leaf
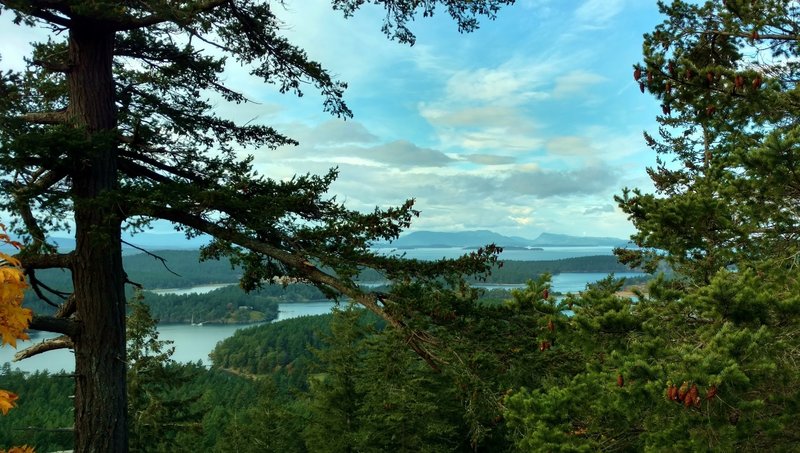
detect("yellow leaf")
[0,390,18,415]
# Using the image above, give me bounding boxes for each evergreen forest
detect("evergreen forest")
[2,0,800,452]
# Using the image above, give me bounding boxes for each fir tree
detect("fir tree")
[127,292,203,452]
[506,1,800,450]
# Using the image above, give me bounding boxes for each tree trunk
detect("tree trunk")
[67,24,128,452]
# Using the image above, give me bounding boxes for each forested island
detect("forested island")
[20,249,640,325]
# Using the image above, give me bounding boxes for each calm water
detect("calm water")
[378,246,618,261]
[2,246,640,374]
[0,301,336,374]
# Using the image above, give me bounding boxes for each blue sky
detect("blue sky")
[1,0,668,240]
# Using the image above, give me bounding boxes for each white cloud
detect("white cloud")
[501,163,620,197]
[444,59,557,105]
[419,104,542,152]
[575,0,625,28]
[552,70,607,98]
[463,154,517,165]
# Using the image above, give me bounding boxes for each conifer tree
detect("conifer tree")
[127,292,202,452]
[0,1,514,450]
[506,1,800,450]
[304,307,366,453]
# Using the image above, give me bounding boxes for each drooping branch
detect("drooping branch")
[120,240,181,277]
[146,208,448,369]
[149,206,403,330]
[118,147,209,185]
[26,268,68,308]
[14,334,74,361]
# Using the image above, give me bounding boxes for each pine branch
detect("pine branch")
[118,147,208,184]
[111,0,231,31]
[0,0,73,27]
[147,206,402,329]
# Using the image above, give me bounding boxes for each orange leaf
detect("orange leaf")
[0,390,18,415]
[2,446,37,453]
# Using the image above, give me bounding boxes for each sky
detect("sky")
[0,0,668,240]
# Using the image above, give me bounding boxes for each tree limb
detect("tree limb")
[121,240,181,276]
[147,206,404,330]
[110,0,231,31]
[117,156,175,185]
[14,335,74,361]
[55,294,77,319]
[26,268,67,308]
[688,28,800,43]
[0,1,73,27]
[32,58,71,73]
[20,111,68,125]
[18,251,74,270]
[118,147,208,184]
[28,315,79,337]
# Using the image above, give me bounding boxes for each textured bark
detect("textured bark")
[66,23,128,452]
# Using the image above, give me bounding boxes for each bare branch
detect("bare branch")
[14,335,74,361]
[26,269,67,308]
[121,240,181,276]
[20,111,68,125]
[14,193,48,247]
[17,168,69,196]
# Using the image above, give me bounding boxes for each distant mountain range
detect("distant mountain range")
[376,230,630,248]
[0,233,211,253]
[1,230,629,253]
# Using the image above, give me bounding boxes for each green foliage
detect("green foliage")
[127,292,204,452]
[139,285,280,324]
[0,365,73,451]
[1,1,519,448]
[503,2,800,451]
[210,314,335,392]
